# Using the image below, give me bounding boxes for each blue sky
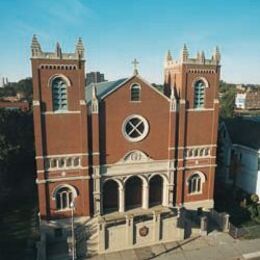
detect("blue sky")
[0,0,260,84]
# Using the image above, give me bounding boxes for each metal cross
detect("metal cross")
[132,58,139,75]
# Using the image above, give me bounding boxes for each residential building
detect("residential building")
[86,71,105,85]
[218,118,260,197]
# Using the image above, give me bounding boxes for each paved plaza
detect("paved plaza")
[91,232,260,260]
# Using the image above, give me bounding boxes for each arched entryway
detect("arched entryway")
[125,176,142,210]
[103,180,119,213]
[149,175,163,207]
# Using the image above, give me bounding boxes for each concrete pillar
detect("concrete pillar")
[200,216,208,236]
[153,211,161,241]
[93,167,102,215]
[142,183,149,209]
[125,214,134,246]
[162,182,169,207]
[98,219,106,253]
[223,214,230,232]
[119,186,125,213]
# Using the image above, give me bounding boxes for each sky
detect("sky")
[0,0,260,84]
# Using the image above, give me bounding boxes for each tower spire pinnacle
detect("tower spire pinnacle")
[31,34,42,57]
[166,50,173,61]
[55,42,62,58]
[181,44,189,62]
[75,37,85,59]
[213,46,221,63]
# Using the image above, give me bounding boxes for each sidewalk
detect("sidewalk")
[91,232,260,260]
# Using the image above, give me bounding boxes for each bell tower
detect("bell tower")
[164,45,221,209]
[31,36,90,222]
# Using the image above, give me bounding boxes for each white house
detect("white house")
[218,118,260,197]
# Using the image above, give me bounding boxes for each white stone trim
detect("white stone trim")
[47,74,72,88]
[36,176,90,184]
[122,114,149,143]
[184,164,217,170]
[80,100,86,105]
[52,184,78,199]
[41,111,81,115]
[36,153,88,159]
[45,166,88,172]
[186,108,214,112]
[183,199,214,210]
[33,100,40,106]
[192,76,209,89]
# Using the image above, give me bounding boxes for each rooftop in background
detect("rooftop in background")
[224,118,260,150]
[86,71,106,85]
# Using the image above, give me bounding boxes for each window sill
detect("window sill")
[55,208,73,213]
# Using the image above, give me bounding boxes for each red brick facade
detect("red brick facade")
[31,37,220,221]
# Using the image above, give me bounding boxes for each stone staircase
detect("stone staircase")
[75,217,99,259]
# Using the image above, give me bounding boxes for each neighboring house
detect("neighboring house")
[235,85,260,111]
[218,118,260,197]
[235,93,246,109]
[0,97,29,112]
[31,35,221,255]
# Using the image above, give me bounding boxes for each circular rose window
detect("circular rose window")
[122,115,149,142]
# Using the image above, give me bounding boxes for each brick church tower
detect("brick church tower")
[164,45,221,209]
[31,35,91,222]
[31,36,221,255]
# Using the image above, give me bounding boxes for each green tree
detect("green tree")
[219,80,236,118]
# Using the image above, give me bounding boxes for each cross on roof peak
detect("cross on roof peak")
[132,58,139,75]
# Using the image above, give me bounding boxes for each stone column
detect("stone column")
[93,168,102,215]
[200,216,208,236]
[153,210,161,241]
[142,183,149,209]
[125,214,134,247]
[98,218,106,253]
[119,186,125,213]
[162,181,169,207]
[222,213,230,232]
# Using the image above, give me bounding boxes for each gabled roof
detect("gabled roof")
[85,74,171,104]
[85,78,127,103]
[224,118,260,150]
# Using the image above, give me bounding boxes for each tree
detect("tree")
[219,80,236,118]
[0,109,35,191]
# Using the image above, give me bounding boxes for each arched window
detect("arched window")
[130,84,141,101]
[52,77,68,111]
[194,80,205,108]
[188,174,202,194]
[55,186,76,210]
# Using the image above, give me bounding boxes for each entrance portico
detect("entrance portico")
[102,173,170,215]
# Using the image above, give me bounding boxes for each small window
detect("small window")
[188,174,202,194]
[73,157,80,167]
[55,187,74,210]
[67,158,72,167]
[130,84,141,101]
[58,158,65,168]
[51,159,57,168]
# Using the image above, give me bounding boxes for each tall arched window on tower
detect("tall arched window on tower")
[52,77,68,111]
[194,80,205,108]
[130,84,141,101]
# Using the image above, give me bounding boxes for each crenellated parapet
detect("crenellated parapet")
[31,34,85,60]
[164,44,221,69]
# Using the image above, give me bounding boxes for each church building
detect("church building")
[31,35,221,255]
